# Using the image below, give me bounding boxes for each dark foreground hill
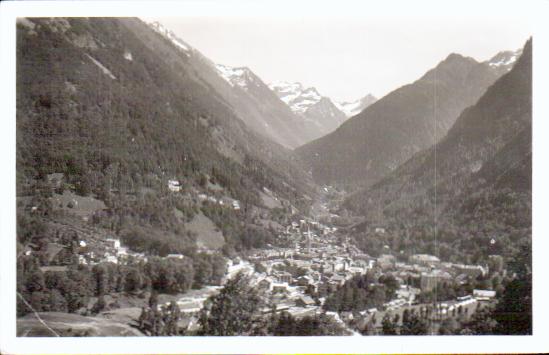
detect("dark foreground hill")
[15,17,318,321]
[16,17,312,210]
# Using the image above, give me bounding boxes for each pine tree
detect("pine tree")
[198,272,262,335]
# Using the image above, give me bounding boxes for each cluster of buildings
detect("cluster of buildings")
[254,221,373,284]
[197,193,240,210]
[237,214,499,330]
[167,177,241,210]
[75,237,150,266]
[236,218,376,318]
[377,253,489,293]
[167,179,181,192]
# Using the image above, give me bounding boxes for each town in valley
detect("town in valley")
[14,16,532,337]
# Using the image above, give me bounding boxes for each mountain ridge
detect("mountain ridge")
[269,81,348,139]
[295,49,507,189]
[343,39,532,262]
[335,94,378,118]
[17,17,315,222]
[148,21,315,149]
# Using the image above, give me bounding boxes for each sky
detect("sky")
[145,3,530,102]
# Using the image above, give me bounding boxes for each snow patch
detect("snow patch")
[85,54,116,80]
[269,81,323,114]
[124,51,133,61]
[486,49,523,72]
[336,94,377,118]
[216,64,255,90]
[489,55,517,68]
[149,21,191,57]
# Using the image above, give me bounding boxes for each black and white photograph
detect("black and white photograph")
[1,0,548,353]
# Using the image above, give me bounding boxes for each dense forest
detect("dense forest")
[323,273,399,313]
[15,17,315,319]
[16,17,313,259]
[17,211,226,317]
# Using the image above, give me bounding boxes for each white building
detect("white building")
[473,289,496,301]
[105,254,118,264]
[166,254,184,259]
[168,179,181,192]
[106,238,121,249]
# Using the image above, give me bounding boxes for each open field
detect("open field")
[186,211,225,250]
[17,312,144,337]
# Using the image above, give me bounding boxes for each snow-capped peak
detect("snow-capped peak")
[148,21,191,56]
[335,94,377,118]
[269,81,322,114]
[215,64,259,90]
[485,48,523,72]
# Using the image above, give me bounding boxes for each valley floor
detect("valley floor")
[17,187,495,336]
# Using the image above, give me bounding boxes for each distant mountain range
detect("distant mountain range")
[268,82,345,137]
[269,82,377,139]
[335,94,378,118]
[296,48,517,189]
[149,22,314,149]
[151,21,377,146]
[484,48,523,76]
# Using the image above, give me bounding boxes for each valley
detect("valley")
[14,17,531,337]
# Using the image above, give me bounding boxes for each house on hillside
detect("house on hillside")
[374,227,386,234]
[473,289,496,301]
[168,179,181,192]
[198,193,208,201]
[166,253,184,260]
[232,200,240,210]
[105,238,121,250]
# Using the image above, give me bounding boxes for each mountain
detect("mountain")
[296,51,507,189]
[335,94,377,118]
[344,39,532,263]
[484,48,523,76]
[16,17,314,250]
[269,82,347,139]
[149,21,192,55]
[147,22,314,149]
